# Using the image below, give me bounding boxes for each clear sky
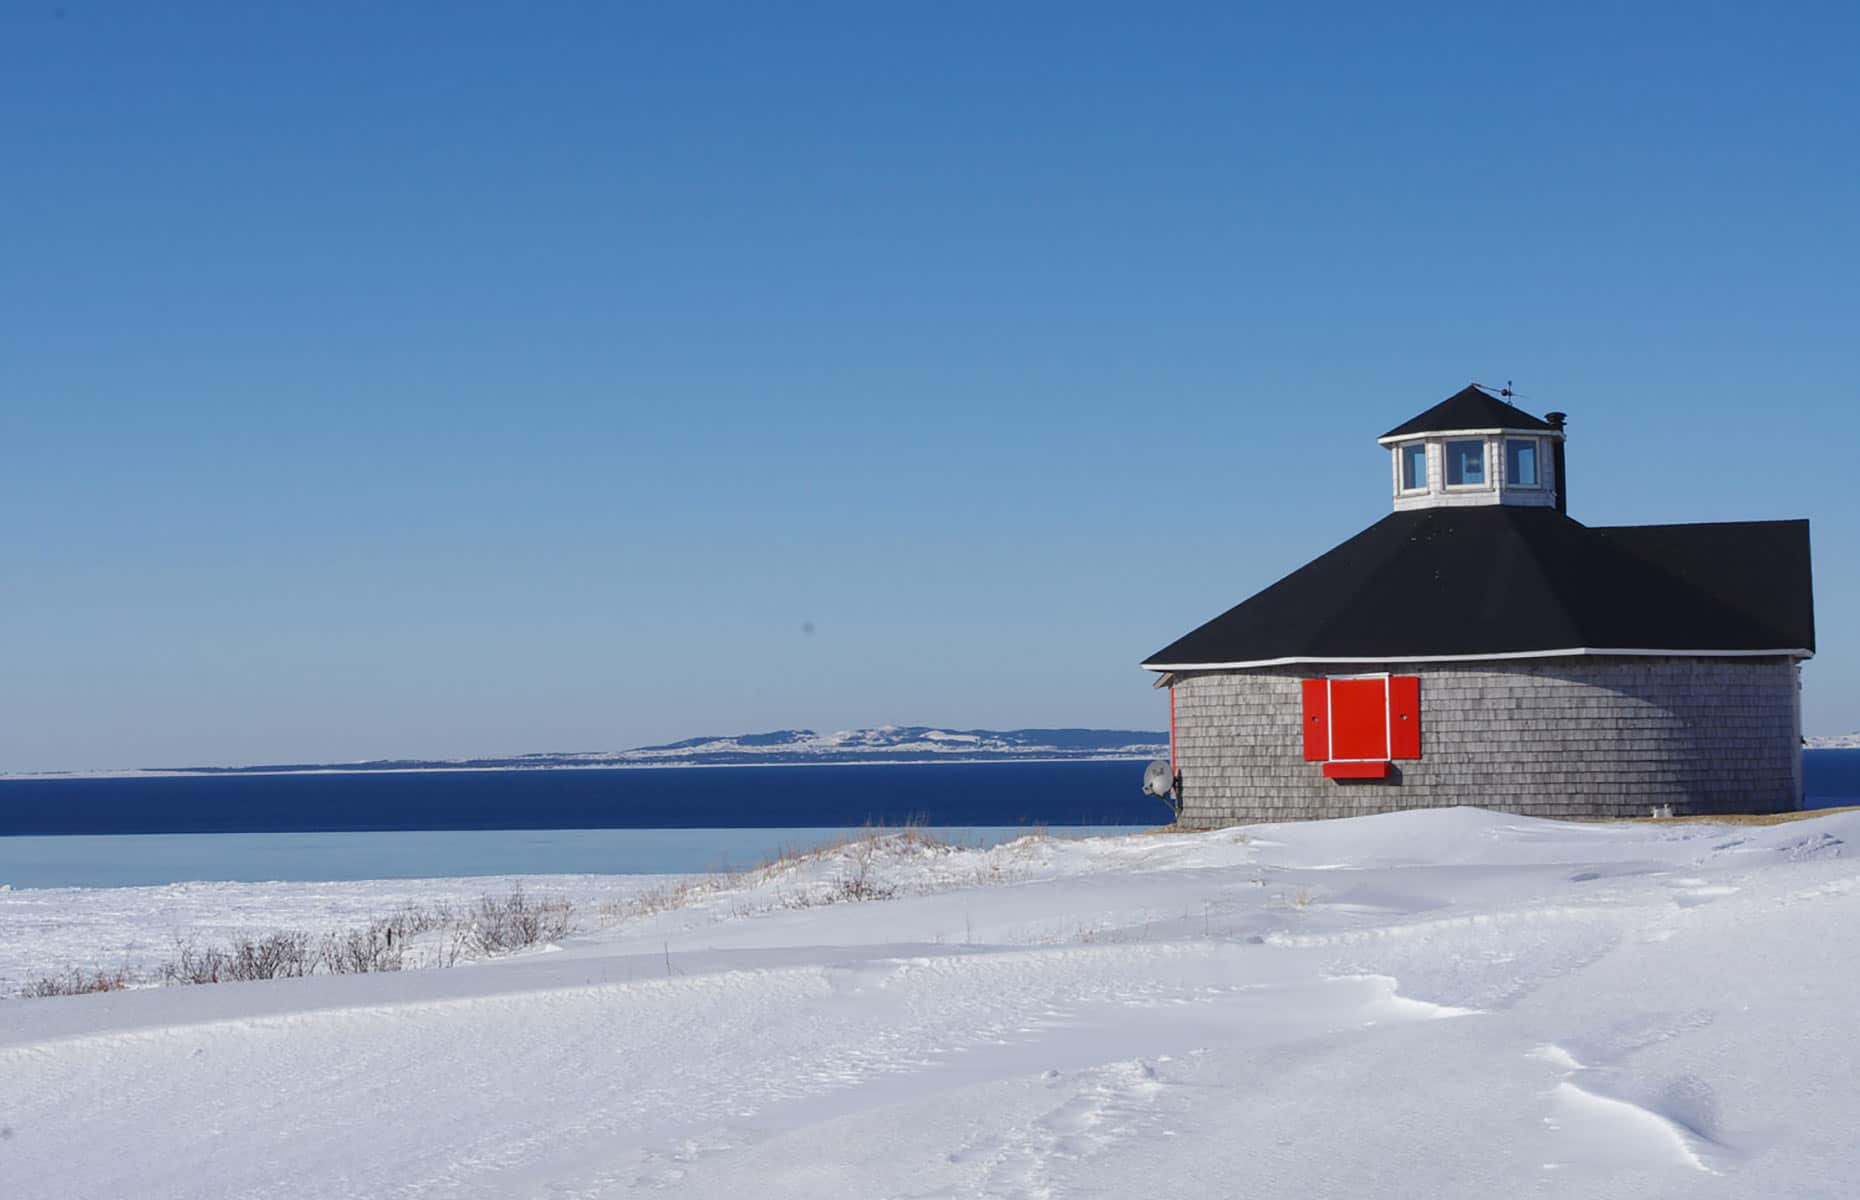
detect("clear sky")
[4,3,1857,772]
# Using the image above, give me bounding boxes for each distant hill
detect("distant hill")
[93,726,1169,777]
[1806,733,1860,750]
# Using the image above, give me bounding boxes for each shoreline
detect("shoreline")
[0,753,1164,783]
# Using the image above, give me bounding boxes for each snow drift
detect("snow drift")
[5,807,1860,1198]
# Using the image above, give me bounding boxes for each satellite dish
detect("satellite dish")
[1142,759,1176,799]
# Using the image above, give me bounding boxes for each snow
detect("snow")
[0,874,675,994]
[6,808,1860,1197]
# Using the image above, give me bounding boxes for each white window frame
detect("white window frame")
[1325,672,1392,763]
[1442,438,1492,491]
[1504,437,1544,490]
[1395,441,1429,494]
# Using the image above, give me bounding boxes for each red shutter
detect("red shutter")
[1301,679,1328,761]
[1389,675,1421,759]
[1329,679,1389,760]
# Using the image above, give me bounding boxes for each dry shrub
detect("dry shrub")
[830,836,898,902]
[21,967,135,998]
[830,872,896,902]
[13,887,575,1000]
[321,924,404,974]
[323,903,463,973]
[466,884,573,954]
[1272,886,1315,912]
[162,931,317,984]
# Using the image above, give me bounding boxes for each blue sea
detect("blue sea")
[2,754,1856,889]
[0,760,1164,888]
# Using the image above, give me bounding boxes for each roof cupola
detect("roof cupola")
[1379,384,1564,513]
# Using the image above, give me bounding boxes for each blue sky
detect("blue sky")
[4,3,1857,771]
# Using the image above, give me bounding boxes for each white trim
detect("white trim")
[1378,427,1565,446]
[1441,437,1494,490]
[1142,647,1814,671]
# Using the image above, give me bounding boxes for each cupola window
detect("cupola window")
[1505,438,1540,487]
[1399,443,1427,491]
[1444,439,1487,487]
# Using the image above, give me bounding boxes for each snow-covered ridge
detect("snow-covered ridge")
[8,726,1169,779]
[606,725,1166,764]
[1807,732,1860,750]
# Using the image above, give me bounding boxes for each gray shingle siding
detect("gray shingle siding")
[1172,656,1802,826]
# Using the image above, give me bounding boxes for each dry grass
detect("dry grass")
[19,825,1054,997]
[15,885,573,1000]
[753,821,949,908]
[762,818,949,866]
[597,877,728,926]
[750,819,944,873]
[1271,886,1316,912]
[598,820,979,928]
[20,966,136,998]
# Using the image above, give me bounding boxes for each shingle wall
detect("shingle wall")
[1171,656,1802,826]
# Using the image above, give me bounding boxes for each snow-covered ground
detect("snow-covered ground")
[0,873,674,993]
[5,808,1860,1197]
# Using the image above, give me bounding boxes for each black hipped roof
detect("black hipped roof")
[1143,508,1814,668]
[1382,385,1558,440]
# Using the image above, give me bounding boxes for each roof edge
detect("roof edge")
[1376,427,1568,446]
[1142,646,1815,671]
[1590,517,1810,533]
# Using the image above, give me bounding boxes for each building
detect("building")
[1143,384,1816,826]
